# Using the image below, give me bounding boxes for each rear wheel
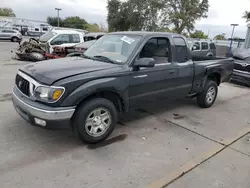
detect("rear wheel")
[197,80,218,108]
[73,98,117,144]
[11,37,19,42]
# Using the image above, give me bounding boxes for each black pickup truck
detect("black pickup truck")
[12,32,234,144]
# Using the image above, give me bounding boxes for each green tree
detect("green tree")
[63,16,88,29]
[127,0,163,31]
[214,34,226,40]
[189,30,208,39]
[158,0,209,34]
[107,0,209,34]
[107,0,123,31]
[85,23,102,32]
[242,11,250,22]
[232,37,243,41]
[47,16,63,27]
[107,0,163,31]
[0,7,16,17]
[157,27,172,32]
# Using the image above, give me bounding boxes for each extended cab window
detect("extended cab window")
[201,42,209,50]
[50,34,70,45]
[173,37,189,63]
[139,37,170,64]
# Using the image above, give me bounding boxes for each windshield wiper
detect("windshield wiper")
[80,53,92,59]
[93,55,118,64]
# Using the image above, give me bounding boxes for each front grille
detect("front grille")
[234,63,250,72]
[15,74,30,96]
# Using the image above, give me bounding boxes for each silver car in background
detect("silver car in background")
[188,40,216,57]
[0,29,22,42]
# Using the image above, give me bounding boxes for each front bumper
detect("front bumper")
[12,86,75,128]
[231,69,250,86]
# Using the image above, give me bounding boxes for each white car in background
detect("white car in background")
[39,30,85,53]
[0,29,22,42]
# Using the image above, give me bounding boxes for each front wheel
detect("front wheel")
[73,98,118,144]
[197,80,218,108]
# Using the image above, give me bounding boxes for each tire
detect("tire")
[29,38,39,43]
[29,52,46,62]
[196,80,218,108]
[73,98,118,144]
[11,37,19,42]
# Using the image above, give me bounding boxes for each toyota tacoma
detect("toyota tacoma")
[12,32,234,144]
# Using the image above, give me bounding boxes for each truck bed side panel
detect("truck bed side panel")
[191,58,234,94]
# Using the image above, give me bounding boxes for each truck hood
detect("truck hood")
[232,48,250,60]
[20,57,118,85]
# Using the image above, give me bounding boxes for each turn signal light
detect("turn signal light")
[52,89,63,100]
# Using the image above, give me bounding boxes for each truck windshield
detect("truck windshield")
[39,31,56,42]
[84,34,142,64]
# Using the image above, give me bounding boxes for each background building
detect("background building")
[0,16,51,36]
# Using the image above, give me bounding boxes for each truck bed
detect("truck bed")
[192,55,228,61]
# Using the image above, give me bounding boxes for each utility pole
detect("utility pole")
[228,24,238,56]
[55,8,62,27]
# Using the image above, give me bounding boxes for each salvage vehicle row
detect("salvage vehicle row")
[15,31,105,61]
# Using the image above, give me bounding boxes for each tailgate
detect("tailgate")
[218,58,234,82]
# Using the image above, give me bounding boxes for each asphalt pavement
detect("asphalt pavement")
[0,41,250,188]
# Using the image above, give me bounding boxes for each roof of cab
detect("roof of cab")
[52,30,84,35]
[85,32,106,37]
[108,31,184,38]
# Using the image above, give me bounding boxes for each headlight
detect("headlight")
[33,86,65,103]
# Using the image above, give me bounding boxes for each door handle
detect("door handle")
[168,70,176,74]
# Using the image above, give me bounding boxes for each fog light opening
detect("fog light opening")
[34,117,47,127]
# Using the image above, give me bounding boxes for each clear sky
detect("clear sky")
[2,0,250,38]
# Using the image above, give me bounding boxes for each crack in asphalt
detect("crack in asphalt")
[229,147,250,158]
[0,93,12,102]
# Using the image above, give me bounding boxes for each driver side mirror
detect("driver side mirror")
[134,58,155,68]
